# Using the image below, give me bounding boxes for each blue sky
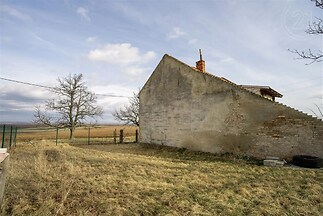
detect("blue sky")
[0,0,322,123]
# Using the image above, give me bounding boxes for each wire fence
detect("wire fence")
[1,125,138,146]
[0,125,18,149]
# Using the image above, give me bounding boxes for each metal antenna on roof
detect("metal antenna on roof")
[196,49,205,72]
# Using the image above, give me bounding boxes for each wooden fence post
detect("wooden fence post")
[119,129,124,144]
[88,127,91,145]
[135,129,138,143]
[55,127,59,146]
[113,129,116,144]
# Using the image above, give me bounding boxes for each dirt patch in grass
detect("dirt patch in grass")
[1,142,322,215]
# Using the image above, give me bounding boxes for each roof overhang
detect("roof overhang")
[240,85,283,98]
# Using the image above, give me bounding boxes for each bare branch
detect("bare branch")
[290,1,322,64]
[33,105,53,126]
[288,49,323,64]
[113,91,140,126]
[309,104,323,119]
[34,73,103,140]
[311,0,323,9]
[314,104,323,117]
[306,17,323,34]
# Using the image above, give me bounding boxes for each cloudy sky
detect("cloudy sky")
[0,0,322,123]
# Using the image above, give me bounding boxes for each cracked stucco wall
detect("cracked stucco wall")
[139,55,323,160]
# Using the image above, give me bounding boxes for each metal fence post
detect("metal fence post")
[14,127,18,147]
[1,125,5,148]
[9,126,13,148]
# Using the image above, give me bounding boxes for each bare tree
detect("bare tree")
[312,0,323,9]
[34,74,103,140]
[113,92,139,126]
[289,0,323,64]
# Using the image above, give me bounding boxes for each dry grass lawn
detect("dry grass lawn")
[1,142,322,215]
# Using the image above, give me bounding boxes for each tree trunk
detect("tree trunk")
[69,127,75,141]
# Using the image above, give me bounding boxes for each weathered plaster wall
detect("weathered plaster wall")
[139,55,323,160]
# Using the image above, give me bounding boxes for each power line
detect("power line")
[96,93,129,98]
[0,77,54,90]
[0,76,131,98]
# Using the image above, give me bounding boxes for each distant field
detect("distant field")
[1,142,322,215]
[16,125,138,142]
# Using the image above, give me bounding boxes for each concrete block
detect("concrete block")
[0,150,9,206]
[263,159,285,167]
[265,156,280,160]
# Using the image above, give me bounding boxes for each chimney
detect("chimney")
[196,49,205,72]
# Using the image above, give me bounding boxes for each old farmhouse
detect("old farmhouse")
[139,53,323,160]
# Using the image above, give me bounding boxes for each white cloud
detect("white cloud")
[125,66,149,76]
[219,57,234,63]
[167,27,186,39]
[86,36,97,43]
[142,51,156,62]
[90,84,134,114]
[0,5,31,21]
[87,43,156,65]
[76,7,90,21]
